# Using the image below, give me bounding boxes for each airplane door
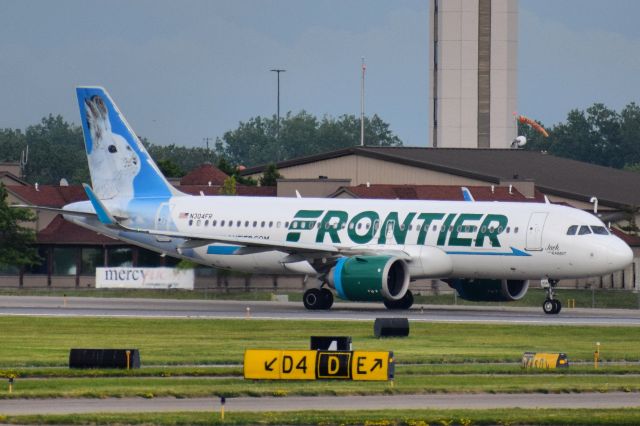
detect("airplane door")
[525,212,548,251]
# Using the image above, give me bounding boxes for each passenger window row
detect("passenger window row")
[189,219,288,229]
[187,218,520,234]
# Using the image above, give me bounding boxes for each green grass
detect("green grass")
[3,363,640,379]
[1,317,639,367]
[0,317,637,399]
[1,374,639,399]
[0,366,243,379]
[4,408,640,425]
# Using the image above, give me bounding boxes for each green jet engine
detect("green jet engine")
[326,256,410,302]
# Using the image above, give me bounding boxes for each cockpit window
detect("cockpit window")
[578,225,592,235]
[591,226,610,235]
[566,225,578,235]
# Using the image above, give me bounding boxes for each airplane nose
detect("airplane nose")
[608,239,634,270]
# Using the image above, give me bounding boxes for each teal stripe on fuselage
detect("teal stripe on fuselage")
[445,247,531,257]
[207,246,242,255]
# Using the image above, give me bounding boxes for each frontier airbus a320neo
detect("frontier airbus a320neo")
[22,87,633,314]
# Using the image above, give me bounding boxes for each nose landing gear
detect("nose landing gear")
[541,279,562,314]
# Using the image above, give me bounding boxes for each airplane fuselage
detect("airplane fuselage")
[65,195,632,281]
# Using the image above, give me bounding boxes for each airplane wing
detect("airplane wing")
[85,185,411,260]
[121,226,411,260]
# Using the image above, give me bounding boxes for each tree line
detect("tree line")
[520,102,640,170]
[0,112,402,186]
[2,102,640,187]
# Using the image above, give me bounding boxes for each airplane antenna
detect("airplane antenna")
[360,57,366,146]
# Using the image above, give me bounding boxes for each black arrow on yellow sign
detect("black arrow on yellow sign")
[370,358,383,372]
[265,358,277,371]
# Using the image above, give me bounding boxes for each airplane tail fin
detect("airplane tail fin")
[76,86,181,200]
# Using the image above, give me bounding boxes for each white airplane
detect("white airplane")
[23,87,633,314]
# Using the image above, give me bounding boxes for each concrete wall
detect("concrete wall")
[0,163,22,177]
[429,0,517,148]
[249,154,491,187]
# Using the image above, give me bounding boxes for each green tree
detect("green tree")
[216,157,235,176]
[215,157,257,186]
[156,159,184,178]
[620,102,640,168]
[624,163,640,173]
[522,103,640,170]
[219,175,237,195]
[23,115,88,185]
[259,164,283,186]
[0,128,27,163]
[145,141,216,175]
[216,112,403,167]
[0,184,39,268]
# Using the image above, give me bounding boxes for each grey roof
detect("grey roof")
[241,147,640,208]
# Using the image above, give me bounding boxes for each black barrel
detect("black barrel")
[69,349,140,369]
[374,318,410,337]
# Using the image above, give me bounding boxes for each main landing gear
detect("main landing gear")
[541,279,562,315]
[384,290,414,310]
[303,287,334,310]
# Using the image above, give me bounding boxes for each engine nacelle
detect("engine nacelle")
[446,278,529,302]
[326,256,410,302]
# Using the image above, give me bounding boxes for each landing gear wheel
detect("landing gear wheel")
[543,299,555,314]
[383,290,414,310]
[543,299,561,315]
[542,279,561,315]
[319,288,334,310]
[553,299,562,314]
[303,288,322,310]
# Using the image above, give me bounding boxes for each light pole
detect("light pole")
[270,69,286,138]
[203,137,212,151]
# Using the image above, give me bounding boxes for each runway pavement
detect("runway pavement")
[1,392,639,415]
[0,295,640,325]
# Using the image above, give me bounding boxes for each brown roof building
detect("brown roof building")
[179,163,229,186]
[242,146,640,211]
[330,184,546,203]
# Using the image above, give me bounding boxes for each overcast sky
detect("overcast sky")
[1,0,639,149]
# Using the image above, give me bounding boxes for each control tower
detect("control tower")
[429,0,518,148]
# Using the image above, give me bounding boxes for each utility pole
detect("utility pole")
[203,137,212,151]
[270,69,286,138]
[360,58,366,146]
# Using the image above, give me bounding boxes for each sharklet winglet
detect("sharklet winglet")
[461,187,474,202]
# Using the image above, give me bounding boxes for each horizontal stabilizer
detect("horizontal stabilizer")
[83,184,118,225]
